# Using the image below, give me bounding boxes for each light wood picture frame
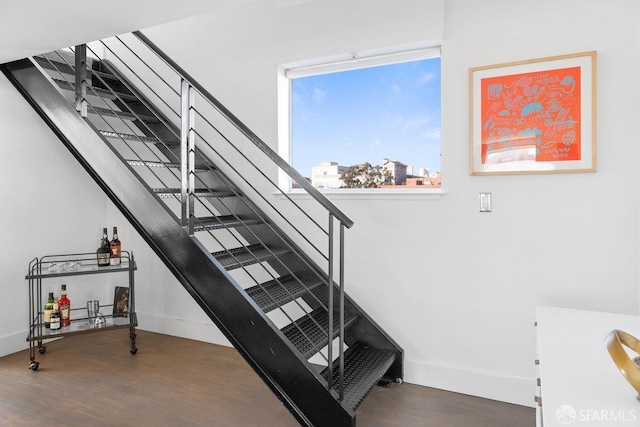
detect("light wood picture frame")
[469,51,596,175]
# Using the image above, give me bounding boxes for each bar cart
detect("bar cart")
[25,251,137,370]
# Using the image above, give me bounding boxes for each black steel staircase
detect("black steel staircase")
[2,33,403,426]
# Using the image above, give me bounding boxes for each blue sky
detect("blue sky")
[291,57,441,178]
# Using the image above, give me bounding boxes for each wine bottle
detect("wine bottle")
[50,303,61,331]
[110,226,121,266]
[59,284,71,327]
[44,292,55,328]
[97,227,111,267]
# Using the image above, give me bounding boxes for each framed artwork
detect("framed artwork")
[113,286,129,317]
[469,51,596,175]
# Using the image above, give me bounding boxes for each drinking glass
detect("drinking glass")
[87,300,100,327]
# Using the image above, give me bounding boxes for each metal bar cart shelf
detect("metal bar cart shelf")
[25,251,137,370]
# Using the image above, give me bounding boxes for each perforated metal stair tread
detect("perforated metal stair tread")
[321,343,397,410]
[190,215,262,231]
[52,78,138,101]
[246,275,324,312]
[212,244,291,270]
[89,106,159,122]
[126,160,179,169]
[126,160,207,171]
[152,188,236,199]
[281,308,359,359]
[100,130,175,145]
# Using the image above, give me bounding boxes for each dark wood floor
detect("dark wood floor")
[0,330,534,426]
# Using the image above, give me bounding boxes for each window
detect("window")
[278,45,441,191]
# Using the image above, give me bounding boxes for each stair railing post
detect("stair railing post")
[339,221,345,401]
[180,79,189,230]
[74,44,87,117]
[187,84,196,236]
[327,213,334,391]
[328,216,346,400]
[180,80,196,235]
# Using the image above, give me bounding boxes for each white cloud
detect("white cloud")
[423,128,441,141]
[313,88,326,103]
[418,72,435,85]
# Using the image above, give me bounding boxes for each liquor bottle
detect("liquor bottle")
[50,303,61,331]
[44,292,55,328]
[59,284,71,327]
[110,226,121,266]
[96,227,111,267]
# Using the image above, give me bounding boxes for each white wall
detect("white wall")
[1,0,639,409]
[0,71,228,357]
[138,0,640,406]
[0,73,109,354]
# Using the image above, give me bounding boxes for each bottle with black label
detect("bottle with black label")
[96,227,111,267]
[50,303,61,331]
[44,292,55,328]
[110,226,121,266]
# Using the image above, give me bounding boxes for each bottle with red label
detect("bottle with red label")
[58,284,71,327]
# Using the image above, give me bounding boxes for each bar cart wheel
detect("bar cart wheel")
[38,345,47,354]
[129,331,137,354]
[29,361,39,371]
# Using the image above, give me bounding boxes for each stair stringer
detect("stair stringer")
[2,57,357,427]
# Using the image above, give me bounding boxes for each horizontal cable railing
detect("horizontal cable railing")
[131,31,354,229]
[91,40,334,343]
[41,48,333,366]
[33,31,352,399]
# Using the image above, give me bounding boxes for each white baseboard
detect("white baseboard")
[137,312,232,347]
[0,330,29,357]
[135,313,535,408]
[404,358,535,408]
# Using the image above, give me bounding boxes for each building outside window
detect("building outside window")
[278,45,442,192]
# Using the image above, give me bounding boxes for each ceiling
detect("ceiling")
[0,0,243,63]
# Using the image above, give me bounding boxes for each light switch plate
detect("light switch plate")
[479,192,492,212]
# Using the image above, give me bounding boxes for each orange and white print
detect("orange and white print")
[480,66,581,165]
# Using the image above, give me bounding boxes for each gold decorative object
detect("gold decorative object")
[605,329,640,400]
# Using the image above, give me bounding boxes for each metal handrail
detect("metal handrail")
[101,35,333,261]
[132,31,354,229]
[93,39,338,363]
[43,37,349,399]
[89,37,333,298]
[125,33,351,398]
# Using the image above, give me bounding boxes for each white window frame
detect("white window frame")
[277,41,444,199]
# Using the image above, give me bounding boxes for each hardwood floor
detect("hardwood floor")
[0,330,534,426]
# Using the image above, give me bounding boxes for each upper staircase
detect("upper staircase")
[2,33,403,426]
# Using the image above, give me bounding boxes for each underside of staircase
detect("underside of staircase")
[1,33,403,426]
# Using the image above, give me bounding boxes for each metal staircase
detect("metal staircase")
[2,32,403,426]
